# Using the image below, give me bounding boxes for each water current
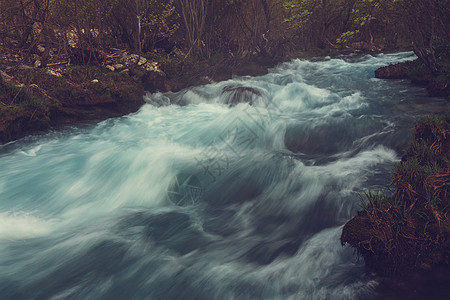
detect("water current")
[0,52,447,299]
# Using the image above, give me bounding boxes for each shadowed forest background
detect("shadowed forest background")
[1,0,448,74]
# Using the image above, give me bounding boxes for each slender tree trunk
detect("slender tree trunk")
[179,0,207,57]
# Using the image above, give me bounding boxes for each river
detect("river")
[0,52,447,299]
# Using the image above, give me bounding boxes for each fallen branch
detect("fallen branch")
[47,61,69,67]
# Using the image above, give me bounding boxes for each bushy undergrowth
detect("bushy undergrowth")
[347,109,449,275]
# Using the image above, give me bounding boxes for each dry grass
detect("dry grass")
[342,110,450,275]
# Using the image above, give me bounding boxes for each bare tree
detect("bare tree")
[178,0,207,57]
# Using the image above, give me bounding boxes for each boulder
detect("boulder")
[46,69,62,77]
[375,60,414,79]
[221,84,262,106]
[121,52,167,92]
[113,63,124,71]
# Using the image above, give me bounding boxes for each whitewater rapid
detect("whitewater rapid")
[0,52,447,299]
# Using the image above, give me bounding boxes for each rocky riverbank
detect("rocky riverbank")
[2,46,443,145]
[0,65,144,144]
[375,59,450,97]
[0,48,278,145]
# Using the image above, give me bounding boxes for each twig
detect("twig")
[9,86,24,105]
[30,108,37,120]
[47,61,68,67]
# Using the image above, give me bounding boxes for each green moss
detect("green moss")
[0,76,53,113]
[1,63,145,144]
[64,65,110,83]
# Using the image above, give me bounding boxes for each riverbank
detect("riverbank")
[375,59,450,97]
[0,65,144,144]
[0,42,387,145]
[2,43,445,146]
[341,110,450,276]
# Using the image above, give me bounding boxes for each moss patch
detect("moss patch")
[0,66,145,144]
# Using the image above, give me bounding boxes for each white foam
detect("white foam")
[19,145,42,157]
[0,211,53,240]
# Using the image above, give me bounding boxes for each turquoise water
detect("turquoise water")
[0,52,447,299]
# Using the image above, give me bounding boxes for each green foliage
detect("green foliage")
[0,0,448,65]
[282,0,312,27]
[337,30,359,44]
[133,0,179,52]
[0,75,53,116]
[359,189,390,212]
[141,0,179,40]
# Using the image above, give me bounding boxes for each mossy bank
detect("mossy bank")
[0,66,144,144]
[341,110,450,276]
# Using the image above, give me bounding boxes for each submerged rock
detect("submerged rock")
[221,84,262,106]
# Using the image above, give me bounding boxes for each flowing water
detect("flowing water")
[0,52,447,299]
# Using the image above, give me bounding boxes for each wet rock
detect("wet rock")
[375,60,414,79]
[113,63,124,71]
[341,115,450,276]
[233,61,268,77]
[141,71,166,92]
[46,69,62,77]
[121,52,166,92]
[221,84,262,106]
[0,65,145,144]
[164,79,183,92]
[375,59,449,97]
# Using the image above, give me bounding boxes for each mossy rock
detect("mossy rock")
[341,111,450,276]
[0,65,145,144]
